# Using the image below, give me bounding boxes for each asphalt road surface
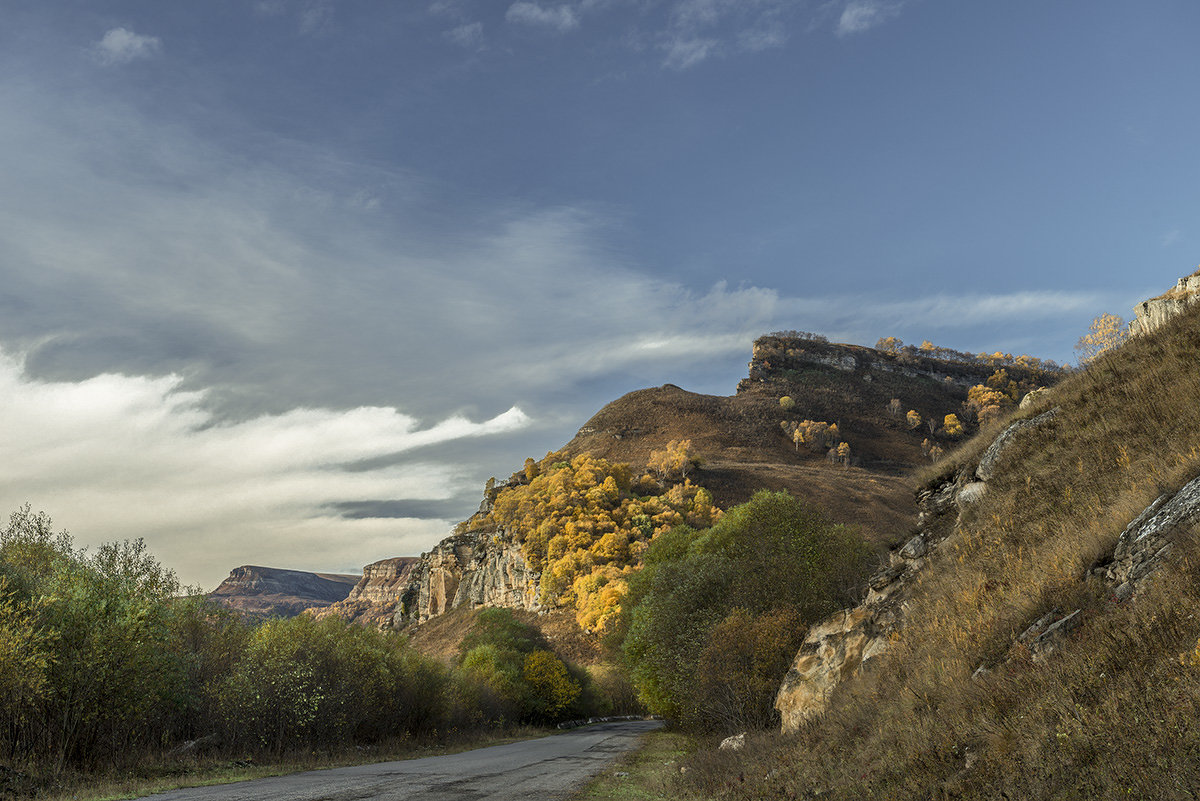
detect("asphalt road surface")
[137,720,664,801]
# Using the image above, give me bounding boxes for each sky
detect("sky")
[2,1,1197,589]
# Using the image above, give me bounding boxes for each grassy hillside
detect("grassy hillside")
[671,307,1200,799]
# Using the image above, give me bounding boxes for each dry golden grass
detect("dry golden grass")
[667,306,1200,799]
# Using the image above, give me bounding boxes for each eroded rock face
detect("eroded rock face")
[395,529,540,625]
[976,408,1057,482]
[1131,271,1200,336]
[308,557,420,627]
[1097,474,1200,599]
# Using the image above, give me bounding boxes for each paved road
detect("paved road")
[138,720,664,801]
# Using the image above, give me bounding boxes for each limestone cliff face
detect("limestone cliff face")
[1132,270,1200,336]
[396,528,540,625]
[307,556,419,627]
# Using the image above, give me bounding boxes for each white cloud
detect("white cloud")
[662,37,720,70]
[836,0,902,36]
[506,2,581,33]
[445,21,485,49]
[299,1,334,35]
[428,0,464,18]
[0,350,529,589]
[91,27,162,66]
[738,24,787,52]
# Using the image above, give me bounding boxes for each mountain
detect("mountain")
[207,565,359,619]
[310,334,1059,649]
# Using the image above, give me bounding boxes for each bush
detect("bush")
[622,491,872,730]
[452,608,594,724]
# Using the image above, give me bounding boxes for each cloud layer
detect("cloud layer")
[0,350,527,589]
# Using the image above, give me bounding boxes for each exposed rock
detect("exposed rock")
[955,481,988,507]
[776,606,881,734]
[975,408,1058,482]
[1017,608,1062,644]
[1101,473,1200,594]
[395,529,540,625]
[776,409,1059,732]
[719,733,746,751]
[1131,270,1200,336]
[899,535,927,560]
[868,564,905,591]
[1029,610,1082,661]
[207,565,359,619]
[1019,387,1049,410]
[308,557,420,627]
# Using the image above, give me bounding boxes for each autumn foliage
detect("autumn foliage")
[485,451,719,635]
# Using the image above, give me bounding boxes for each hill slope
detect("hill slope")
[312,337,1059,663]
[685,304,1200,798]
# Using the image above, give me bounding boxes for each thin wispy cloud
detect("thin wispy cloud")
[836,0,903,36]
[662,37,719,70]
[658,0,795,69]
[445,21,485,49]
[90,27,162,65]
[505,2,581,33]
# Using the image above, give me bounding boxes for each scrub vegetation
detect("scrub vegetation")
[0,514,610,796]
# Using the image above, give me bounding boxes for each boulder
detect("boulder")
[719,733,746,751]
[976,408,1058,482]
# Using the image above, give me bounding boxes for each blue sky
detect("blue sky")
[1,1,1196,587]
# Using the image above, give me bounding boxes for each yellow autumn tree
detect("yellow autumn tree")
[522,650,581,716]
[487,451,719,631]
[1076,313,1130,363]
[788,420,840,451]
[943,413,965,438]
[648,439,698,481]
[876,336,903,353]
[906,410,922,430]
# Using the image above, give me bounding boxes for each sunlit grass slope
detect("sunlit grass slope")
[681,306,1200,799]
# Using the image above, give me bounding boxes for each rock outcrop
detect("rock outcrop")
[307,556,420,627]
[1093,473,1200,601]
[208,565,359,619]
[775,409,1060,733]
[1131,269,1200,336]
[396,528,540,625]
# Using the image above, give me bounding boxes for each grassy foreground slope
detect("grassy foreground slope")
[675,308,1200,799]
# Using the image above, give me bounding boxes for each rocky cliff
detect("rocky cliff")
[307,556,420,627]
[1132,269,1200,336]
[208,565,359,619]
[396,527,540,624]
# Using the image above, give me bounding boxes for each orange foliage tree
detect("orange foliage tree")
[487,452,719,633]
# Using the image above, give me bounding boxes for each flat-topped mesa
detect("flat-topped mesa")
[208,565,359,619]
[1132,269,1200,336]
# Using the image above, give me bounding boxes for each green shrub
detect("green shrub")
[622,491,872,730]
